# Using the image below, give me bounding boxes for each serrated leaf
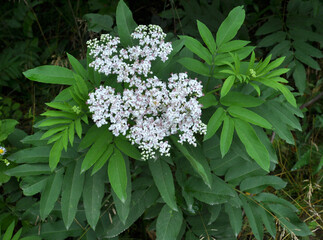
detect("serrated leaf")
[204,107,225,141]
[23,66,75,85]
[234,119,270,171]
[83,167,106,230]
[149,158,177,211]
[228,106,272,129]
[3,221,15,240]
[197,20,216,54]
[220,92,264,107]
[156,205,183,240]
[41,126,67,140]
[116,0,137,47]
[220,116,234,157]
[216,6,245,47]
[40,168,64,220]
[108,148,127,203]
[61,160,85,229]
[74,118,82,138]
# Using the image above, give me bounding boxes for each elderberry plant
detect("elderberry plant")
[6,0,312,239]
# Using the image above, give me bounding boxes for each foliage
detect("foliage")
[0,0,322,239]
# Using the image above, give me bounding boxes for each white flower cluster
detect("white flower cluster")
[87,25,173,87]
[87,25,206,160]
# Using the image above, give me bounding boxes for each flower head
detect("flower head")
[0,146,6,156]
[87,25,206,160]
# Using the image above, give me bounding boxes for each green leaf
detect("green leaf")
[156,205,183,240]
[3,221,15,240]
[275,83,297,107]
[269,40,291,59]
[108,148,127,203]
[92,144,114,175]
[49,139,64,170]
[216,6,245,47]
[171,138,212,188]
[115,137,141,160]
[293,60,306,93]
[225,203,242,237]
[11,228,22,240]
[257,31,286,47]
[41,126,68,140]
[177,58,211,77]
[23,66,75,85]
[79,125,106,150]
[186,175,235,205]
[5,164,51,176]
[255,17,282,36]
[293,40,323,58]
[74,118,82,138]
[40,168,64,220]
[228,106,272,129]
[39,118,72,127]
[207,205,221,225]
[83,167,106,230]
[257,207,276,238]
[81,131,112,172]
[204,107,225,141]
[67,53,87,80]
[221,75,235,98]
[116,0,137,47]
[254,193,298,212]
[240,195,264,240]
[268,204,312,236]
[218,40,250,53]
[240,176,287,194]
[112,155,132,224]
[234,119,270,171]
[149,158,177,211]
[220,116,234,157]
[61,160,85,229]
[180,35,212,64]
[197,20,216,54]
[21,176,48,196]
[295,50,320,70]
[0,119,18,142]
[220,92,264,107]
[83,13,113,33]
[102,185,159,238]
[198,93,218,109]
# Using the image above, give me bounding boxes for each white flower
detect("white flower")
[87,25,206,160]
[0,146,6,156]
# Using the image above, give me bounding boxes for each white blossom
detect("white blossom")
[86,25,206,160]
